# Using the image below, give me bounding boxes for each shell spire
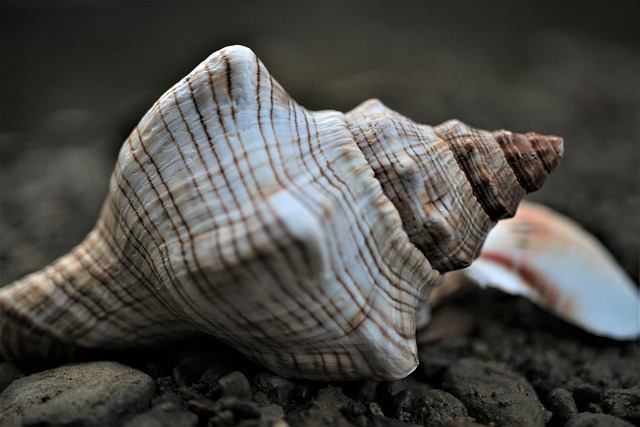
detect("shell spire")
[347,102,563,271]
[0,45,563,380]
[436,122,564,220]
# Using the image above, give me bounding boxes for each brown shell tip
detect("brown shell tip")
[492,130,564,193]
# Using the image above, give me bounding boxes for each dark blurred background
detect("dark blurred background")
[1,1,638,284]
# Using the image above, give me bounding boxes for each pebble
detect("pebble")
[252,371,298,409]
[443,358,550,426]
[582,350,639,389]
[152,376,183,407]
[0,361,156,426]
[419,336,468,382]
[601,388,640,425]
[568,381,601,411]
[545,388,578,425]
[285,385,352,427]
[260,403,285,423]
[218,370,253,400]
[123,402,199,427]
[382,377,430,419]
[413,389,473,426]
[565,412,635,427]
[217,396,261,420]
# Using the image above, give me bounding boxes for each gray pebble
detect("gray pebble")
[153,376,183,407]
[219,370,253,400]
[217,396,261,420]
[285,385,352,427]
[582,351,639,389]
[602,388,640,425]
[123,402,198,427]
[413,389,473,426]
[569,382,601,411]
[252,371,298,409]
[565,412,635,427]
[0,361,156,426]
[546,388,578,425]
[444,358,550,426]
[188,397,218,419]
[260,403,285,422]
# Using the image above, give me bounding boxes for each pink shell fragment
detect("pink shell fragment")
[459,201,640,340]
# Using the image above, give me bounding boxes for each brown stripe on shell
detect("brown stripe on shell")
[433,120,525,221]
[492,130,564,193]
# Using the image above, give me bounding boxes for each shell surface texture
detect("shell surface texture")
[0,45,563,380]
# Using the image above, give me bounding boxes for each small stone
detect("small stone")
[218,396,261,420]
[123,402,198,427]
[565,412,635,427]
[178,385,203,401]
[419,337,468,382]
[369,401,385,417]
[173,365,187,387]
[153,375,183,407]
[413,389,473,426]
[198,367,224,397]
[602,388,640,424]
[260,404,285,422]
[152,392,183,408]
[587,402,603,413]
[381,376,430,420]
[219,371,252,400]
[0,361,156,426]
[285,386,353,427]
[188,398,219,418]
[569,382,601,411]
[293,383,314,404]
[444,358,550,426]
[252,371,297,409]
[209,408,235,427]
[546,388,578,425]
[173,345,226,386]
[342,399,369,426]
[582,350,639,389]
[157,376,175,395]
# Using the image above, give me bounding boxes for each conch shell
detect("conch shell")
[0,45,563,380]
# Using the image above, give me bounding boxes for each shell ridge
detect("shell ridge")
[110,158,189,316]
[308,113,423,309]
[128,127,220,328]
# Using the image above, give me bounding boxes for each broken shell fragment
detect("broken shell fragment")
[448,201,640,340]
[0,45,563,380]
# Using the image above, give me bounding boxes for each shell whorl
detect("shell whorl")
[0,45,563,380]
[347,100,563,271]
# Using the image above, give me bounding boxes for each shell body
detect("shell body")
[0,46,563,380]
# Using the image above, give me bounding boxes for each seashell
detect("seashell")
[0,45,563,380]
[441,201,640,340]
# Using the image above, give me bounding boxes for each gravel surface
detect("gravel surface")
[1,2,638,426]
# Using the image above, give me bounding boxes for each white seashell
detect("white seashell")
[0,45,564,380]
[449,201,640,340]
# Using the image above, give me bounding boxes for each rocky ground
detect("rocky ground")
[1,2,638,426]
[1,290,639,426]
